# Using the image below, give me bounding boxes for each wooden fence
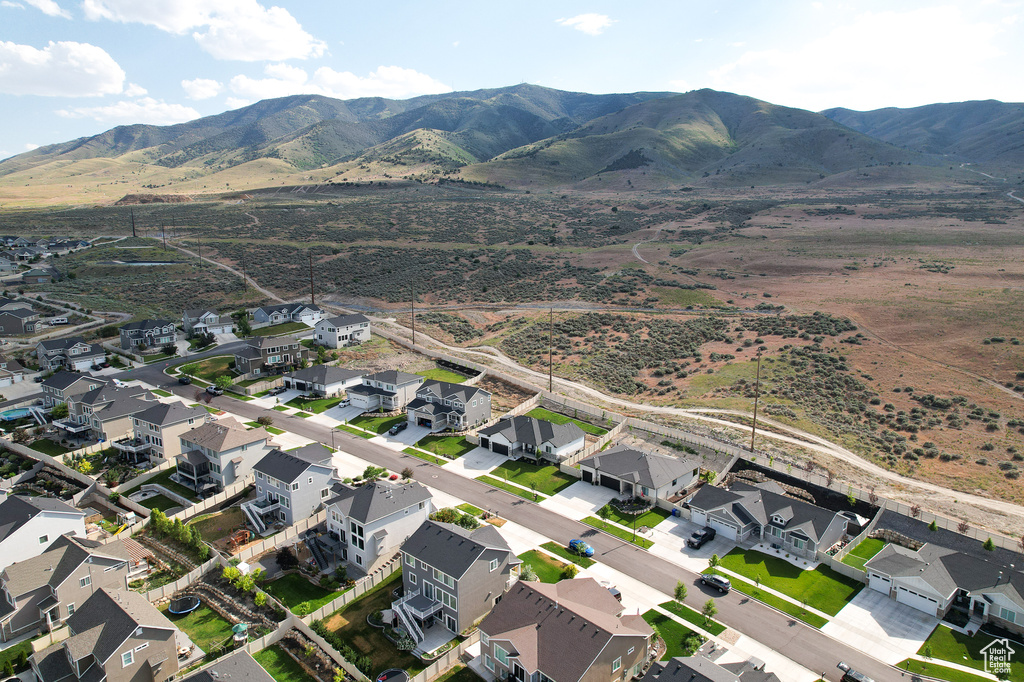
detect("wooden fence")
[300,554,402,623]
[113,458,176,493]
[234,510,328,562]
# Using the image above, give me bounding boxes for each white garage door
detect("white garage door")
[690,510,707,526]
[896,586,938,613]
[708,518,737,540]
[868,573,891,594]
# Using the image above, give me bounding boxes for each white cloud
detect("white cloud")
[453,41,460,48]
[708,6,1016,110]
[1,1,25,9]
[669,79,691,92]
[228,63,452,101]
[24,142,38,150]
[0,41,125,96]
[224,97,251,109]
[555,13,614,36]
[25,0,69,17]
[57,97,199,125]
[82,0,326,61]
[123,82,147,96]
[182,77,223,100]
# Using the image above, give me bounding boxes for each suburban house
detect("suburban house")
[60,384,156,442]
[40,371,107,408]
[642,657,781,682]
[0,256,16,272]
[579,445,700,502]
[112,402,209,465]
[348,371,424,412]
[0,496,87,572]
[314,313,371,348]
[181,651,274,682]
[478,415,586,461]
[687,480,848,559]
[0,308,40,335]
[0,356,26,387]
[283,365,364,397]
[478,578,654,682]
[22,267,59,284]
[233,335,309,376]
[176,417,272,494]
[119,319,177,350]
[36,337,105,371]
[323,480,433,574]
[30,588,179,682]
[0,534,136,642]
[405,381,492,432]
[393,520,520,644]
[253,303,326,326]
[0,297,32,312]
[244,444,339,532]
[181,308,234,336]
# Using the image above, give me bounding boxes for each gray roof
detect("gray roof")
[256,303,323,315]
[77,383,149,407]
[62,588,175,664]
[133,401,206,427]
[0,308,38,319]
[0,496,83,544]
[253,445,333,483]
[286,364,363,385]
[120,318,174,332]
[95,394,156,421]
[642,657,781,682]
[41,371,107,391]
[323,313,369,327]
[478,415,584,449]
[579,445,697,490]
[365,370,422,386]
[182,650,275,682]
[1,534,128,599]
[37,336,90,352]
[417,380,487,405]
[328,481,432,525]
[183,308,217,318]
[402,520,517,579]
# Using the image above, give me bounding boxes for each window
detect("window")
[291,482,299,491]
[489,558,499,571]
[791,537,806,550]
[484,656,494,672]
[481,633,489,647]
[409,573,417,585]
[38,535,48,544]
[79,576,91,588]
[67,603,75,616]
[356,555,362,565]
[135,643,149,652]
[612,657,621,673]
[122,651,134,667]
[1000,607,1017,623]
[406,554,415,567]
[495,646,509,666]
[321,488,331,499]
[627,647,634,655]
[308,477,313,484]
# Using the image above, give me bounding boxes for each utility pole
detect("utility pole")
[130,208,136,238]
[308,252,315,305]
[548,308,554,393]
[197,235,202,267]
[241,252,248,290]
[410,286,416,346]
[750,349,763,452]
[161,224,167,250]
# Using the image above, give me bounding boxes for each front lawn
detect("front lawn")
[642,609,703,660]
[842,537,886,571]
[583,517,654,549]
[477,475,537,501]
[151,389,173,397]
[913,624,1024,681]
[29,439,70,456]
[163,603,235,652]
[144,351,177,364]
[518,549,570,583]
[417,368,467,383]
[123,468,200,502]
[285,395,344,413]
[458,502,484,517]
[339,424,374,439]
[265,573,347,616]
[719,548,863,615]
[246,421,285,435]
[601,504,671,530]
[349,414,406,434]
[415,435,476,458]
[488,460,577,495]
[702,569,827,628]
[0,637,35,673]
[897,659,997,682]
[181,355,235,382]
[251,322,310,336]
[659,601,726,636]
[253,645,308,682]
[540,541,595,568]
[526,407,609,436]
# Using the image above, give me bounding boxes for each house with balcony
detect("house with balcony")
[119,319,177,351]
[393,520,520,647]
[181,309,234,336]
[59,384,156,443]
[40,372,107,408]
[405,381,491,432]
[282,365,363,397]
[244,444,338,533]
[579,446,700,504]
[112,402,208,465]
[253,303,325,326]
[36,337,105,372]
[313,314,371,348]
[0,496,87,573]
[0,308,40,335]
[233,336,309,376]
[30,588,179,682]
[323,480,432,575]
[176,417,272,495]
[478,578,654,682]
[478,415,586,461]
[348,371,423,412]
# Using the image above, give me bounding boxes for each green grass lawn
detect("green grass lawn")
[285,395,344,413]
[432,666,482,682]
[265,573,347,616]
[488,460,577,495]
[349,413,406,434]
[518,549,570,583]
[526,407,609,436]
[251,322,310,336]
[0,636,35,672]
[123,468,199,502]
[541,541,596,568]
[458,502,484,517]
[190,403,221,414]
[702,569,827,628]
[415,435,476,458]
[583,517,654,549]
[417,368,468,383]
[163,604,235,653]
[912,624,1024,681]
[338,424,374,439]
[842,537,886,571]
[136,494,181,513]
[600,504,671,530]
[246,421,285,435]
[658,601,726,636]
[294,411,312,418]
[254,645,310,682]
[897,659,998,682]
[401,446,446,464]
[272,405,290,412]
[188,507,244,543]
[180,355,235,382]
[151,388,173,397]
[224,392,254,401]
[144,351,177,364]
[719,548,863,616]
[642,609,703,660]
[477,475,539,501]
[29,439,70,456]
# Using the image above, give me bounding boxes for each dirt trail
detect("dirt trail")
[167,240,284,303]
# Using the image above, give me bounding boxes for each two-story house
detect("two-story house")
[579,446,700,504]
[0,355,25,387]
[233,336,309,376]
[181,309,234,336]
[61,384,156,442]
[0,496,86,572]
[479,578,654,682]
[348,371,424,412]
[36,337,105,372]
[393,520,520,644]
[119,319,177,351]
[112,402,209,465]
[323,480,433,575]
[176,417,272,494]
[0,308,40,335]
[30,588,179,682]
[243,444,338,533]
[478,415,586,461]
[253,303,325,326]
[313,314,371,348]
[282,365,363,397]
[0,297,32,312]
[40,372,107,408]
[405,381,491,432]
[0,535,133,642]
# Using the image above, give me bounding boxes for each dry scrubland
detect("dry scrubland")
[6,178,1024,506]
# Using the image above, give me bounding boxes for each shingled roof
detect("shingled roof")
[328,481,432,525]
[579,445,697,490]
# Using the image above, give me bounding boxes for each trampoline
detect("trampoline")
[377,669,408,682]
[168,596,201,615]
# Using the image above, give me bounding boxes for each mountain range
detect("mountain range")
[1,84,1021,202]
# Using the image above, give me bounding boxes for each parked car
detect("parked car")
[687,527,717,549]
[100,361,110,368]
[338,398,351,407]
[568,539,594,557]
[836,662,874,682]
[700,574,731,593]
[268,386,286,396]
[178,376,192,385]
[206,385,224,395]
[388,421,408,436]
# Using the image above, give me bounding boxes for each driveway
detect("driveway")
[539,480,617,520]
[442,447,505,476]
[821,588,938,664]
[649,516,736,572]
[383,423,431,446]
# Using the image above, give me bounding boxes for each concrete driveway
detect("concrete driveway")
[442,447,505,476]
[649,516,736,571]
[539,481,617,520]
[384,423,431,446]
[821,588,938,664]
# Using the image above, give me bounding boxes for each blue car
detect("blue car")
[568,539,594,557]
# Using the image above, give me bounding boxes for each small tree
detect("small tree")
[276,546,298,570]
[910,504,921,518]
[928,520,938,531]
[234,310,252,337]
[708,553,720,568]
[50,402,69,419]
[846,486,856,507]
[702,598,718,624]
[401,467,413,480]
[161,343,177,356]
[958,520,970,534]
[520,564,538,582]
[597,505,611,528]
[560,564,579,580]
[674,581,687,603]
[254,591,267,607]
[256,415,274,427]
[214,375,234,390]
[181,363,199,377]
[984,537,996,551]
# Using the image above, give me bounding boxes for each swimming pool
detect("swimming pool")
[0,408,31,421]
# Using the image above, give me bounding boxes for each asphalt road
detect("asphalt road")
[127,358,899,682]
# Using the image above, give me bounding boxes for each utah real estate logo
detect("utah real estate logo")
[981,638,1015,676]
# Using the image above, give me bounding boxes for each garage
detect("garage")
[896,586,938,614]
[582,469,593,484]
[690,510,707,526]
[868,573,891,594]
[417,418,432,428]
[707,518,738,540]
[491,442,509,456]
[599,474,620,492]
[480,437,490,449]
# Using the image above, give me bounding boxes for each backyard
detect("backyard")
[123,468,200,502]
[264,573,348,616]
[416,368,467,383]
[518,550,571,583]
[841,537,886,571]
[415,435,476,458]
[284,395,345,414]
[488,460,578,495]
[29,439,71,456]
[164,603,235,653]
[188,506,245,544]
[349,414,406,434]
[254,645,309,682]
[526,407,609,436]
[135,493,181,513]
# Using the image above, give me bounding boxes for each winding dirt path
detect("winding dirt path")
[166,240,284,303]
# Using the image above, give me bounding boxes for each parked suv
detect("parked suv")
[700,574,731,594]
[388,421,408,436]
[687,527,717,549]
[837,662,874,682]
[206,385,224,396]
[568,539,594,557]
[178,375,192,385]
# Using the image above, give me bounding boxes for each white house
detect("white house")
[478,415,585,461]
[579,445,700,503]
[176,417,272,494]
[314,314,371,348]
[182,309,234,336]
[282,365,364,397]
[0,497,86,572]
[253,303,325,327]
[347,371,423,412]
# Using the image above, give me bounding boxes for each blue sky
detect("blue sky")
[1,0,1022,159]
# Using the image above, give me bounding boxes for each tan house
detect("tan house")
[112,402,209,465]
[176,417,272,494]
[60,384,156,442]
